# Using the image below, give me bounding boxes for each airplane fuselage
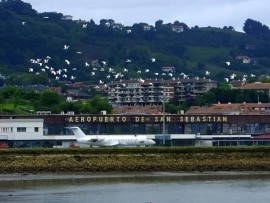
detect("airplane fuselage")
[77,135,155,147]
[67,127,156,147]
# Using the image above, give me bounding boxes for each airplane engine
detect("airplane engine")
[90,137,105,142]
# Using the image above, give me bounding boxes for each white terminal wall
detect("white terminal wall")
[0,119,44,140]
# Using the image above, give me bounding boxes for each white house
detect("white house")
[61,15,73,20]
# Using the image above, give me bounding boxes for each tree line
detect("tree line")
[0,86,113,114]
[0,84,269,115]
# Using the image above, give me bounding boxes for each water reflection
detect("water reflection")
[1,172,270,203]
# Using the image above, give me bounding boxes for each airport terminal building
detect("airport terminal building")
[1,103,270,148]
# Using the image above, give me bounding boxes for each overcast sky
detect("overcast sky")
[23,0,269,32]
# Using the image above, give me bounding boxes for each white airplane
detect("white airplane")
[67,127,156,147]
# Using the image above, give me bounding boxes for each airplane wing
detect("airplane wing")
[117,141,127,146]
[101,140,120,147]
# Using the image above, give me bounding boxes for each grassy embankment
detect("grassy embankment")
[1,147,270,173]
[0,102,34,115]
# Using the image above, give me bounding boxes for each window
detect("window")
[35,127,39,132]
[17,127,26,132]
[0,127,13,133]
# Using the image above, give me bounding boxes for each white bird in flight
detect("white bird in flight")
[65,59,70,65]
[230,73,236,80]
[101,61,107,66]
[225,61,231,66]
[63,45,69,50]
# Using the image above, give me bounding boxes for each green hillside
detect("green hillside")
[1,0,270,86]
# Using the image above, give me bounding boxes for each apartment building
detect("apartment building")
[107,78,217,106]
[174,78,217,102]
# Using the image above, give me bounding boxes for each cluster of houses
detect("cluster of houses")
[11,78,270,116]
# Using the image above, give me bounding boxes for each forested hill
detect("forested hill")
[1,0,270,86]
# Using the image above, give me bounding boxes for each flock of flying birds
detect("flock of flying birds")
[24,20,256,86]
[28,44,160,84]
[28,48,168,86]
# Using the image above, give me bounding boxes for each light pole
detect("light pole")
[162,96,166,145]
[257,91,260,115]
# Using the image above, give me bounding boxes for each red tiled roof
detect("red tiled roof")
[186,103,270,115]
[113,105,162,115]
[235,82,270,90]
[253,134,270,139]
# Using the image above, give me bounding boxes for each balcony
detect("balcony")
[193,89,206,94]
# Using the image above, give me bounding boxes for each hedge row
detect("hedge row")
[2,146,270,155]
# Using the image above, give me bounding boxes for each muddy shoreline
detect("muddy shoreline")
[2,171,270,182]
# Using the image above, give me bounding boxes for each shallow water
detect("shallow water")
[0,172,270,203]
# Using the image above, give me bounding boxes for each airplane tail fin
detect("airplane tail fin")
[67,127,86,139]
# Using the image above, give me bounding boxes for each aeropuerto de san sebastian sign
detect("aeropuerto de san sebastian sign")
[66,115,228,123]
